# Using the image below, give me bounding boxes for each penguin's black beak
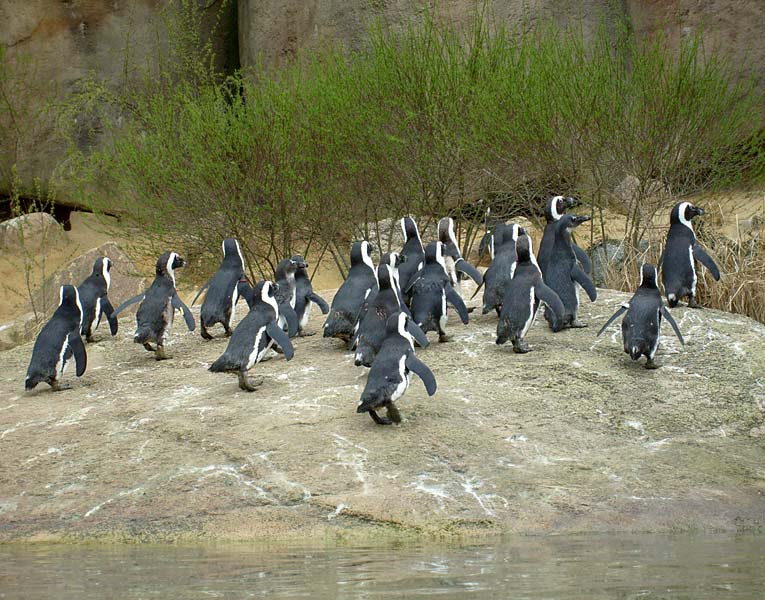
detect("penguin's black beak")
[693,206,705,217]
[273,282,280,293]
[292,259,308,269]
[572,216,591,226]
[174,256,186,268]
[398,254,407,265]
[566,197,579,208]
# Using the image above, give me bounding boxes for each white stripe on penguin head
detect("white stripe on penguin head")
[446,217,460,254]
[361,241,378,285]
[74,287,84,329]
[550,196,564,221]
[234,239,245,269]
[261,281,280,316]
[397,312,415,349]
[101,257,111,291]
[435,241,447,273]
[167,252,177,287]
[678,202,693,231]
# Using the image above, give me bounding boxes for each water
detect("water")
[1,535,763,599]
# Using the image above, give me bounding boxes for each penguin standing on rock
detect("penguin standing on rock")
[407,241,469,342]
[660,202,720,308]
[323,241,378,345]
[113,251,195,360]
[77,256,118,342]
[496,234,565,353]
[357,312,435,425]
[210,280,294,391]
[274,257,305,338]
[538,196,592,276]
[293,255,329,337]
[194,238,253,340]
[25,285,87,391]
[543,215,597,331]
[597,264,684,369]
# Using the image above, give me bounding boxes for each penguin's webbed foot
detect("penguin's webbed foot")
[238,371,263,392]
[570,319,588,328]
[155,347,171,361]
[369,410,392,425]
[298,330,315,337]
[438,332,452,343]
[688,296,703,309]
[645,357,660,370]
[466,306,476,314]
[386,403,402,424]
[200,326,213,340]
[224,326,233,337]
[85,334,97,344]
[512,339,531,354]
[143,342,156,352]
[50,380,72,392]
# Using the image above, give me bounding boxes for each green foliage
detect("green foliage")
[63,7,765,279]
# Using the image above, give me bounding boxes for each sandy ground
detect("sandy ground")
[0,281,763,543]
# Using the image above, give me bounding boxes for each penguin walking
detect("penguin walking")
[538,196,592,276]
[379,252,410,316]
[113,251,195,360]
[194,238,253,340]
[496,234,565,353]
[437,217,483,287]
[293,255,329,337]
[543,215,598,331]
[209,280,294,391]
[397,216,425,294]
[353,264,427,367]
[274,257,305,338]
[660,202,720,308]
[77,257,118,342]
[323,241,378,345]
[477,223,523,316]
[357,312,436,425]
[407,241,469,342]
[25,285,87,391]
[597,264,684,369]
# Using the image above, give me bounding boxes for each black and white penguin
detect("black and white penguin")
[479,223,523,316]
[407,241,469,342]
[209,280,294,391]
[537,196,592,276]
[543,215,598,331]
[353,263,425,367]
[195,238,253,340]
[660,201,720,308]
[292,255,329,337]
[356,312,435,425]
[496,234,565,353]
[274,257,305,338]
[379,251,410,316]
[597,264,684,369]
[77,256,118,342]
[323,241,378,344]
[113,251,195,360]
[397,216,425,293]
[25,285,87,391]
[437,217,483,286]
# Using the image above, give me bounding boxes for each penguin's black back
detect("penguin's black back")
[661,222,696,299]
[135,276,176,342]
[409,263,448,332]
[358,335,411,411]
[210,303,275,371]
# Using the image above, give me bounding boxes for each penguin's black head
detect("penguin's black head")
[380,252,406,268]
[92,256,112,277]
[290,255,308,271]
[671,202,705,227]
[437,216,461,258]
[59,284,80,310]
[377,263,393,288]
[515,233,532,262]
[557,214,590,232]
[156,251,185,276]
[401,216,421,243]
[350,240,376,270]
[424,241,444,264]
[545,196,578,223]
[639,263,659,289]
[275,257,298,280]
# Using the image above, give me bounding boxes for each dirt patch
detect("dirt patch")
[0,282,763,543]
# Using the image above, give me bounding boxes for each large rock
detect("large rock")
[0,288,762,542]
[0,212,66,250]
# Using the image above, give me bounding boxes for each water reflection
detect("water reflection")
[1,534,763,599]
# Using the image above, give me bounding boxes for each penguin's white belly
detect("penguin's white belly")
[300,300,312,329]
[161,298,174,343]
[94,297,102,328]
[439,291,448,330]
[247,327,268,369]
[391,355,410,403]
[56,338,70,377]
[689,246,697,294]
[521,287,536,337]
[228,286,239,327]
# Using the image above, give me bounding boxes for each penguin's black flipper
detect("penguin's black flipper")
[281,305,299,338]
[404,273,423,295]
[573,245,592,275]
[237,279,254,307]
[266,321,295,360]
[454,258,483,285]
[478,231,491,259]
[661,306,685,345]
[101,298,119,335]
[596,305,628,337]
[112,293,145,317]
[534,281,566,322]
[191,279,211,306]
[693,244,720,281]
[406,354,437,396]
[172,293,196,331]
[68,332,87,377]
[445,285,469,324]
[572,265,598,301]
[406,320,430,348]
[308,292,330,314]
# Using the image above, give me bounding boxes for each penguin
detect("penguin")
[292,255,329,337]
[477,223,523,316]
[407,241,469,342]
[77,256,118,343]
[113,251,195,360]
[274,257,305,338]
[323,241,378,344]
[660,202,720,308]
[437,217,483,286]
[356,312,436,425]
[209,280,294,391]
[597,263,684,369]
[496,233,566,353]
[194,238,253,340]
[379,251,410,315]
[537,196,592,276]
[25,285,87,391]
[397,216,425,293]
[353,263,427,367]
[543,215,598,331]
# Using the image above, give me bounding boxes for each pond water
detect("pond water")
[1,534,763,599]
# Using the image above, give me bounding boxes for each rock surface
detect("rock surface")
[0,285,763,543]
[0,212,66,250]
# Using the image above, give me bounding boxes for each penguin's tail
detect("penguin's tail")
[25,374,42,390]
[354,341,375,367]
[209,353,237,373]
[357,391,384,414]
[323,311,353,339]
[629,346,642,360]
[133,326,152,345]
